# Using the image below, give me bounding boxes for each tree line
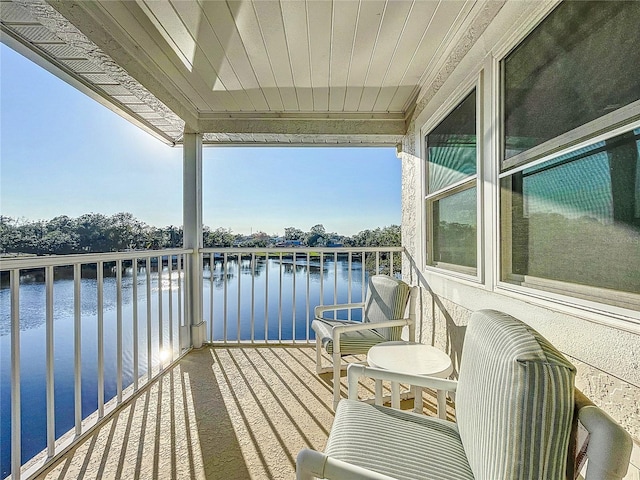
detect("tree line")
[0,213,400,255]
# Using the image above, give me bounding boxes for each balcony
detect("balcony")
[2,246,419,479]
[1,0,638,477]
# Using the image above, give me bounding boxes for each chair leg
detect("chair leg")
[375,379,383,406]
[315,335,323,374]
[333,352,341,410]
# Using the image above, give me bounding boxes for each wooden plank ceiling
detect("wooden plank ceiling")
[1,0,483,145]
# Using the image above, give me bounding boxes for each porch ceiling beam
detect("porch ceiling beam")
[195,117,407,137]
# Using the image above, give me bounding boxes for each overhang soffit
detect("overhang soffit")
[411,0,507,131]
[2,0,189,143]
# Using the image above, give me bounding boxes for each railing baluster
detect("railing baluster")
[146,257,152,381]
[306,252,310,341]
[237,253,241,344]
[97,261,105,417]
[177,254,183,352]
[390,250,394,277]
[74,263,82,437]
[223,252,228,343]
[11,269,21,480]
[376,251,380,275]
[157,255,163,371]
[116,260,123,402]
[251,253,255,343]
[45,266,55,458]
[361,251,366,303]
[348,252,352,321]
[319,252,324,309]
[133,259,139,391]
[168,256,174,362]
[292,252,296,343]
[209,253,214,342]
[278,252,283,342]
[264,252,269,343]
[333,252,338,319]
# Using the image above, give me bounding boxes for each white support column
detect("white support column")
[183,133,206,348]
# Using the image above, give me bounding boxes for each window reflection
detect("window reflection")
[503,1,640,159]
[502,129,640,297]
[433,187,477,271]
[426,91,476,192]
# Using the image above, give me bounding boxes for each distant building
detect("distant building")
[275,240,302,248]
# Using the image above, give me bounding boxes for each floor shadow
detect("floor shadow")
[32,345,450,480]
[179,348,252,480]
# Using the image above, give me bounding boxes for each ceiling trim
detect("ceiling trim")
[201,132,404,146]
[196,117,405,137]
[198,111,406,122]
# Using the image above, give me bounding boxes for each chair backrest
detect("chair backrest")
[363,275,411,341]
[455,310,577,480]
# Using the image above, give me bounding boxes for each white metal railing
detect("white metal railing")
[1,245,403,478]
[0,249,191,480]
[200,247,403,344]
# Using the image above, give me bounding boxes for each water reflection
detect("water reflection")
[0,266,181,336]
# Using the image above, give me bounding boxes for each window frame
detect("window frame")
[422,82,482,281]
[501,99,640,173]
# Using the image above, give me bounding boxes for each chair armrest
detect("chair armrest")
[314,303,365,318]
[346,364,458,400]
[296,449,397,480]
[578,403,633,480]
[331,318,413,354]
[332,318,412,335]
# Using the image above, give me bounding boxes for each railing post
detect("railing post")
[183,132,205,348]
[11,270,21,480]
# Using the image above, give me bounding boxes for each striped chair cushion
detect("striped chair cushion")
[326,400,474,480]
[455,310,576,480]
[363,275,411,341]
[311,318,386,355]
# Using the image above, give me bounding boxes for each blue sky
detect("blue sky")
[0,43,400,236]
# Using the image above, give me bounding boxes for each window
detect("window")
[501,128,640,308]
[425,90,478,275]
[503,0,640,164]
[500,0,640,310]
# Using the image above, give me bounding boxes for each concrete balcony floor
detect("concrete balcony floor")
[33,346,450,480]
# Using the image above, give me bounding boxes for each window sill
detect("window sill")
[423,263,483,286]
[496,279,640,335]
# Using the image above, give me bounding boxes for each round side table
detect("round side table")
[367,341,453,418]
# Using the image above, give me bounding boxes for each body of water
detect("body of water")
[0,257,366,476]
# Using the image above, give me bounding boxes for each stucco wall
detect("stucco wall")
[405,276,640,440]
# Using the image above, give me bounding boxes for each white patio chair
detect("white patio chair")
[311,275,417,409]
[298,309,633,480]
